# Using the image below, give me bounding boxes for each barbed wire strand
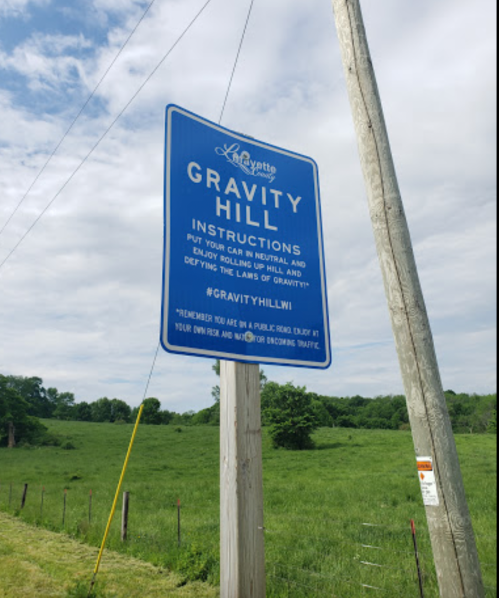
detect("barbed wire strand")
[264,527,432,558]
[266,514,432,535]
[271,559,419,592]
[271,561,361,589]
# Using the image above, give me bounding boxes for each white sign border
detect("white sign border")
[161,105,331,369]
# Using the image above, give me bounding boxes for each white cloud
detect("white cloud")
[0,0,496,411]
[0,33,94,95]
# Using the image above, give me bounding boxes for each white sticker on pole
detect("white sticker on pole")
[417,457,439,507]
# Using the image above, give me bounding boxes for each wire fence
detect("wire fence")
[0,481,496,598]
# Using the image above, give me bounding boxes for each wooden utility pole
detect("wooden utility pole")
[331,2,484,597]
[220,360,266,598]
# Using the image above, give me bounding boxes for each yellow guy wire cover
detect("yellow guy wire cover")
[88,403,144,595]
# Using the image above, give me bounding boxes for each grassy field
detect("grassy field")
[0,420,496,597]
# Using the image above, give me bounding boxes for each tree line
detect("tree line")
[1,371,496,448]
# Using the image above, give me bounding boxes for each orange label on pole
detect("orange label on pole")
[417,460,433,472]
[417,456,439,506]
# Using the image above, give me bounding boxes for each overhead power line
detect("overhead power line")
[219,0,255,125]
[142,342,161,402]
[0,0,159,238]
[0,0,215,274]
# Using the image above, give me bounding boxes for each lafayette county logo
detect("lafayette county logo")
[215,144,277,183]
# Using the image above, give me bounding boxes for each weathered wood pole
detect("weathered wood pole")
[121,491,130,541]
[331,2,484,597]
[220,360,266,598]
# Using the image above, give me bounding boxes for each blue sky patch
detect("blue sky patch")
[0,0,121,53]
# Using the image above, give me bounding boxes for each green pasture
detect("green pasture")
[0,420,496,597]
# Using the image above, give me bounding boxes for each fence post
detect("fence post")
[121,491,129,541]
[40,486,45,519]
[411,520,425,598]
[89,489,93,524]
[9,482,12,507]
[62,489,67,526]
[20,483,28,509]
[177,498,181,547]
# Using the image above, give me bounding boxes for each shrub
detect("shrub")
[262,382,319,450]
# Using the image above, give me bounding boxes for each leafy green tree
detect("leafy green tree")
[320,396,347,424]
[487,409,497,434]
[0,375,49,447]
[336,414,357,428]
[142,398,162,425]
[91,397,113,422]
[348,395,368,412]
[170,411,195,426]
[192,408,213,425]
[211,384,220,405]
[52,391,76,420]
[192,404,219,425]
[46,387,59,412]
[4,375,53,418]
[160,409,175,425]
[75,401,92,421]
[110,398,131,422]
[209,397,220,424]
[262,382,319,450]
[310,395,333,427]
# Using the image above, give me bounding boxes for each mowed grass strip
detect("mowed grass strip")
[0,511,219,598]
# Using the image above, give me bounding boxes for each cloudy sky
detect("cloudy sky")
[0,0,496,413]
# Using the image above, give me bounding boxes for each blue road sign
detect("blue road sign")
[161,105,331,368]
